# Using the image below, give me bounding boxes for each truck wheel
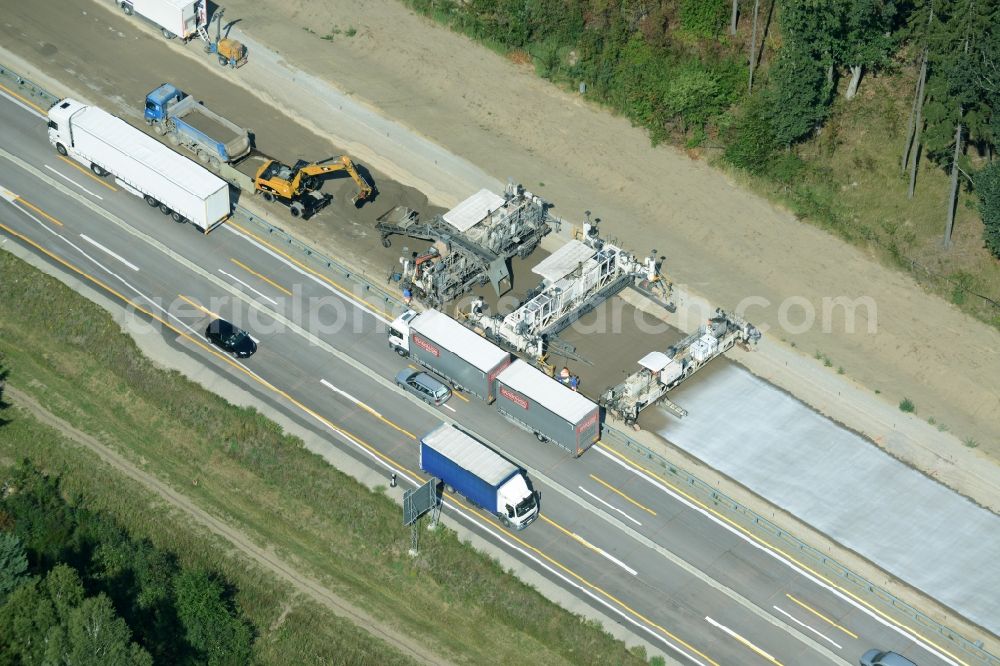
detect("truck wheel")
[89,163,106,177]
[218,55,229,67]
[152,124,165,136]
[444,484,455,494]
[171,211,185,223]
[208,157,221,171]
[144,195,158,207]
[196,150,209,164]
[261,191,274,203]
[167,133,179,146]
[121,3,133,15]
[534,432,548,443]
[381,237,391,248]
[159,204,171,215]
[161,28,176,39]
[395,348,408,357]
[500,515,511,528]
[55,143,68,156]
[289,203,304,218]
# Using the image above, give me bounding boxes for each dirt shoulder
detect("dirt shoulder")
[5,385,448,666]
[216,0,1000,491]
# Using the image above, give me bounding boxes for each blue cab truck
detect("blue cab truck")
[420,423,538,529]
[143,83,251,171]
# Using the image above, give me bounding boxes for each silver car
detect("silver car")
[395,369,452,406]
[859,650,917,666]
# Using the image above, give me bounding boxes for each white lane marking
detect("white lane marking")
[0,89,46,119]
[5,198,58,236]
[579,486,642,527]
[1,187,17,203]
[223,224,391,324]
[44,164,103,200]
[218,268,278,305]
[705,616,780,664]
[320,378,383,417]
[79,234,139,271]
[593,446,960,666]
[571,532,637,576]
[441,403,457,413]
[772,606,842,650]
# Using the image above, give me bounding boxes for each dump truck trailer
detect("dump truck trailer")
[389,309,512,402]
[494,360,600,457]
[420,423,538,529]
[47,98,230,233]
[144,83,251,169]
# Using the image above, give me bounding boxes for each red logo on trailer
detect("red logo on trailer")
[412,334,440,357]
[500,386,529,410]
[576,412,599,434]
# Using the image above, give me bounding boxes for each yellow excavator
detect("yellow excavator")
[253,156,377,218]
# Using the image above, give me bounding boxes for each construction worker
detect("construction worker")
[471,296,485,317]
[568,375,580,392]
[559,367,571,385]
[402,286,413,306]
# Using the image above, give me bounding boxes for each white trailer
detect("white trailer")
[47,99,230,233]
[116,0,206,41]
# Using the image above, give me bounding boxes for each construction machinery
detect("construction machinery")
[254,156,376,218]
[599,308,761,425]
[466,225,672,364]
[379,182,555,308]
[198,8,248,69]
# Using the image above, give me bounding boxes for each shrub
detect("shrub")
[899,397,915,413]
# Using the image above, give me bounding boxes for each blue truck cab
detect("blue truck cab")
[143,83,251,167]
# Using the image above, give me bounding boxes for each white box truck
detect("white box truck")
[47,99,230,233]
[420,423,538,529]
[495,359,601,457]
[116,0,206,41]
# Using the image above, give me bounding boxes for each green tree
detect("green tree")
[976,161,1000,257]
[0,354,10,428]
[174,569,253,666]
[724,93,778,171]
[0,533,28,600]
[65,595,152,666]
[0,579,58,664]
[840,0,899,99]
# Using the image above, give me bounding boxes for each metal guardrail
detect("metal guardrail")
[601,425,1000,666]
[3,64,997,665]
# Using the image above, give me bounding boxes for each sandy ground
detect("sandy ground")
[5,387,448,666]
[220,2,999,433]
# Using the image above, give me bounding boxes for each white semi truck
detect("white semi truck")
[47,99,231,233]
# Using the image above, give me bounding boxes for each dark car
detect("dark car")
[205,319,257,358]
[860,650,917,666]
[395,369,451,406]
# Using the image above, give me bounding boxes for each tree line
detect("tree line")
[406,0,1000,256]
[0,461,254,665]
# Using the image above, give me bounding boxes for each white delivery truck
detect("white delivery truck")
[47,99,230,233]
[116,0,206,40]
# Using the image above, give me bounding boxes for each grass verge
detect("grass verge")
[0,249,649,665]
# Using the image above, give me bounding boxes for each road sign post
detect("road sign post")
[403,477,439,556]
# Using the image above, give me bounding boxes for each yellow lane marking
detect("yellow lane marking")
[1,217,719,666]
[178,294,221,320]
[596,444,969,666]
[321,379,416,440]
[230,257,292,296]
[11,195,63,227]
[786,594,859,639]
[0,81,47,114]
[590,474,657,516]
[228,220,393,320]
[452,391,470,402]
[57,155,118,191]
[705,616,783,665]
[541,514,599,552]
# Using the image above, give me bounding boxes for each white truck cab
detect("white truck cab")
[388,309,417,355]
[46,98,83,159]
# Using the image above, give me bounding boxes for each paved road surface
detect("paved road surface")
[0,88,959,666]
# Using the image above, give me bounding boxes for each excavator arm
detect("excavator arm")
[296,156,376,205]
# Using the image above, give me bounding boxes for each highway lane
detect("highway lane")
[0,84,955,665]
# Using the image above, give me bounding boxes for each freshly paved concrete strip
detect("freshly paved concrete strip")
[661,362,1000,637]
